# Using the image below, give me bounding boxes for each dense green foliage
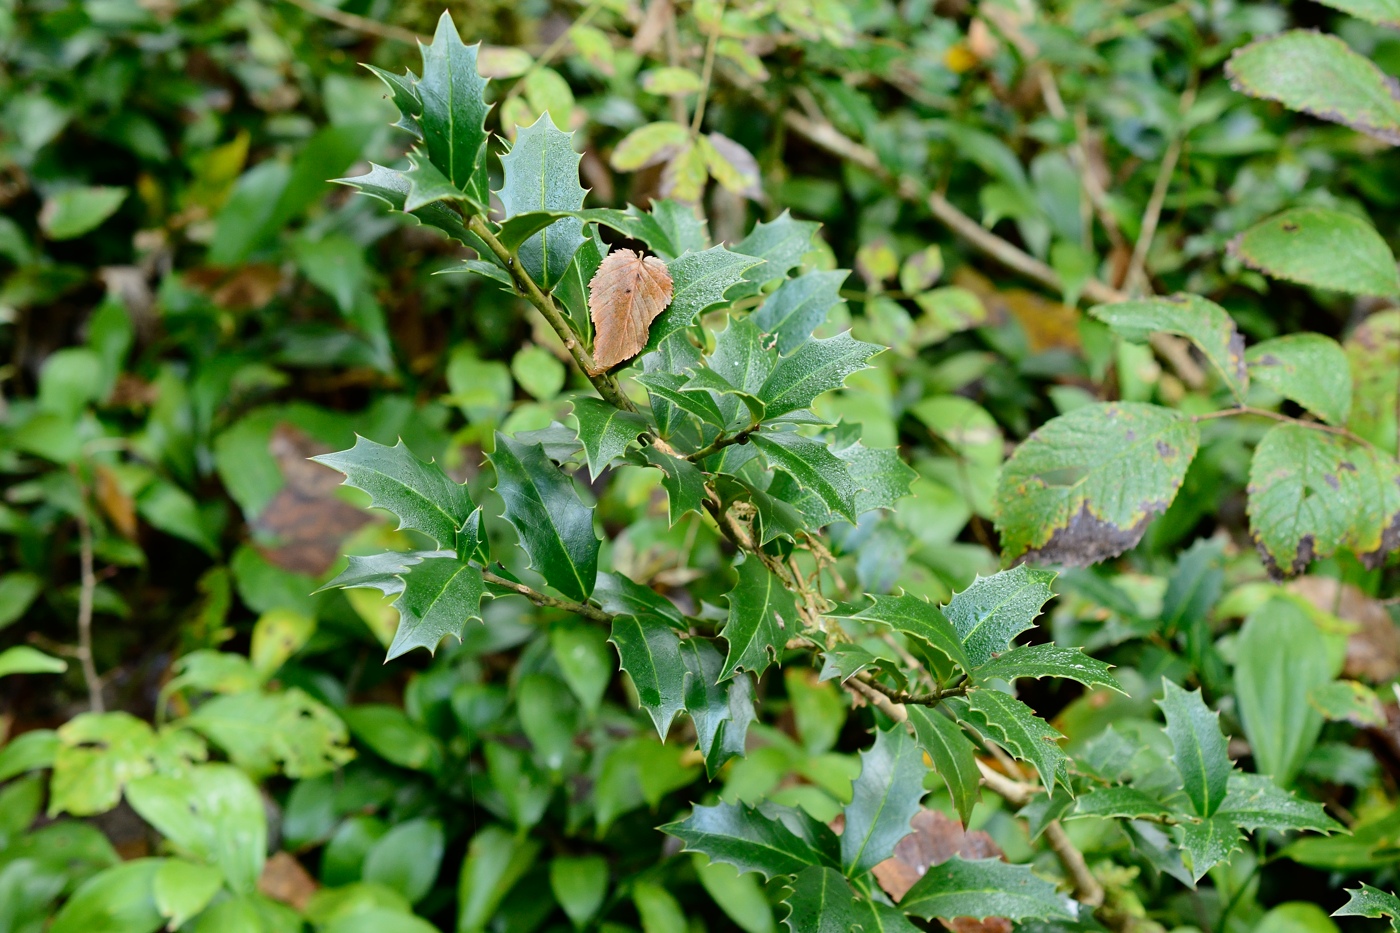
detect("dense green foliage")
[3,1,1400,932]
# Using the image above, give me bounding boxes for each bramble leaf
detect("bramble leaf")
[945,566,1056,670]
[661,802,830,880]
[1157,679,1232,818]
[569,397,648,481]
[488,434,600,601]
[388,557,485,660]
[757,331,881,419]
[840,725,928,877]
[609,613,686,738]
[1090,295,1248,401]
[719,556,799,681]
[1314,0,1400,26]
[973,644,1122,693]
[899,857,1073,922]
[313,437,474,549]
[994,402,1199,566]
[590,249,675,370]
[1229,207,1400,298]
[906,706,981,825]
[1248,333,1354,427]
[497,113,587,289]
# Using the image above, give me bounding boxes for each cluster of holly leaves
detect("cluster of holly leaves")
[306,16,1360,928]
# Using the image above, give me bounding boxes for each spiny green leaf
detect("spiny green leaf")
[1178,815,1244,883]
[973,644,1122,693]
[364,64,422,138]
[679,638,756,778]
[906,706,981,826]
[945,566,1056,671]
[570,397,647,481]
[828,594,968,672]
[899,857,1073,922]
[1090,295,1248,401]
[1230,206,1400,298]
[1069,786,1174,821]
[488,434,600,602]
[817,644,885,684]
[757,331,880,420]
[318,549,450,595]
[497,113,587,289]
[731,211,822,298]
[387,557,484,659]
[955,690,1070,795]
[781,866,920,933]
[661,802,830,880]
[647,246,760,354]
[707,317,776,428]
[404,149,468,212]
[609,613,686,738]
[735,477,807,546]
[753,271,849,356]
[840,725,928,877]
[637,372,729,427]
[593,572,687,630]
[1217,773,1343,835]
[417,12,490,204]
[1335,884,1400,931]
[832,435,918,516]
[1246,333,1353,426]
[1157,679,1232,818]
[719,555,800,681]
[334,163,473,243]
[313,437,474,549]
[457,506,489,564]
[994,402,1199,566]
[642,447,708,525]
[557,228,607,338]
[751,432,858,523]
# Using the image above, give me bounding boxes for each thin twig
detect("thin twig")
[1124,85,1197,294]
[281,0,422,44]
[1194,405,1373,448]
[481,569,615,624]
[689,0,727,134]
[855,672,968,707]
[74,476,103,713]
[685,421,760,462]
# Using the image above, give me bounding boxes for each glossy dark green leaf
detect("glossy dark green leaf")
[906,706,981,826]
[945,567,1056,670]
[834,440,918,516]
[637,372,729,427]
[1090,295,1248,401]
[497,114,587,288]
[1069,786,1173,821]
[403,150,467,212]
[753,271,848,356]
[973,644,1122,693]
[1178,815,1244,883]
[593,572,688,629]
[732,211,821,298]
[954,690,1070,795]
[708,317,777,428]
[647,246,760,354]
[751,432,857,523]
[817,644,884,684]
[570,397,648,480]
[314,437,474,549]
[1157,679,1232,818]
[1217,773,1342,834]
[900,857,1073,921]
[642,446,708,525]
[1335,884,1400,931]
[362,817,445,904]
[661,802,828,880]
[719,556,799,681]
[757,331,880,419]
[488,434,600,601]
[364,63,422,138]
[417,12,490,204]
[609,613,686,738]
[334,163,473,242]
[829,594,968,672]
[388,557,485,660]
[781,866,919,933]
[841,725,927,877]
[680,637,756,777]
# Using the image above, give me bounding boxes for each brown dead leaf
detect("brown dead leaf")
[1290,576,1400,683]
[954,267,1081,353]
[187,264,283,311]
[253,424,369,575]
[258,851,318,911]
[874,810,1003,901]
[588,248,673,371]
[94,465,138,539]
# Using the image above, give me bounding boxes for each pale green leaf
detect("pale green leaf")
[1246,333,1353,426]
[1090,295,1248,401]
[1230,207,1400,298]
[39,186,128,240]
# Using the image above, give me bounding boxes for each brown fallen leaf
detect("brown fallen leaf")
[253,424,369,575]
[258,851,318,911]
[1289,576,1400,683]
[588,248,673,372]
[874,810,1012,933]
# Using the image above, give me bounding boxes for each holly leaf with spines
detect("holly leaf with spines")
[641,447,707,525]
[724,476,806,546]
[684,367,767,427]
[646,246,760,354]
[388,557,485,660]
[972,644,1122,693]
[753,271,849,356]
[718,556,799,682]
[707,317,777,428]
[730,211,822,298]
[1246,333,1353,426]
[457,506,489,564]
[1335,884,1400,931]
[593,572,687,630]
[1069,786,1174,821]
[556,228,606,338]
[751,432,858,523]
[994,402,1199,567]
[1090,295,1248,402]
[840,725,928,877]
[945,566,1056,670]
[899,857,1073,922]
[317,549,448,595]
[906,705,982,826]
[642,334,704,437]
[817,644,885,684]
[403,150,468,212]
[313,437,474,549]
[1216,773,1342,834]
[333,162,472,243]
[1178,815,1244,883]
[497,113,587,289]
[679,638,755,778]
[781,866,921,933]
[364,64,422,138]
[661,801,833,880]
[608,613,686,739]
[635,373,729,428]
[757,331,881,419]
[952,690,1071,795]
[487,434,600,602]
[834,439,917,515]
[416,12,491,205]
[1157,679,1233,818]
[828,593,968,673]
[569,397,647,481]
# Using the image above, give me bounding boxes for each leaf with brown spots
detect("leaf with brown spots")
[588,247,674,371]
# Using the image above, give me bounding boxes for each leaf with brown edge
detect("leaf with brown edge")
[588,248,674,371]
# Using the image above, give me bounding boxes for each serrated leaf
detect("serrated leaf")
[417,13,490,204]
[708,317,777,429]
[899,857,1073,922]
[818,644,885,683]
[590,248,675,370]
[1230,207,1400,298]
[388,557,484,660]
[781,866,920,933]
[637,372,728,427]
[841,725,928,877]
[1069,785,1174,821]
[318,549,449,595]
[457,505,489,564]
[642,446,708,525]
[1335,884,1400,931]
[364,64,422,138]
[570,397,648,481]
[679,638,756,778]
[753,270,849,356]
[1157,679,1232,818]
[973,644,1122,693]
[945,566,1057,671]
[906,706,981,826]
[1178,815,1244,883]
[313,437,475,549]
[740,478,808,545]
[649,246,761,353]
[333,163,472,242]
[661,802,830,880]
[1310,680,1386,727]
[557,227,607,338]
[956,690,1070,795]
[1317,0,1400,25]
[488,434,600,602]
[751,432,858,523]
[1217,773,1343,834]
[1090,295,1248,401]
[497,114,587,289]
[594,572,688,630]
[403,149,466,212]
[1226,30,1400,147]
[833,438,918,516]
[1346,309,1399,453]
[609,613,686,738]
[1246,333,1353,426]
[758,331,880,419]
[829,594,969,672]
[719,555,800,681]
[994,402,1199,566]
[731,212,822,298]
